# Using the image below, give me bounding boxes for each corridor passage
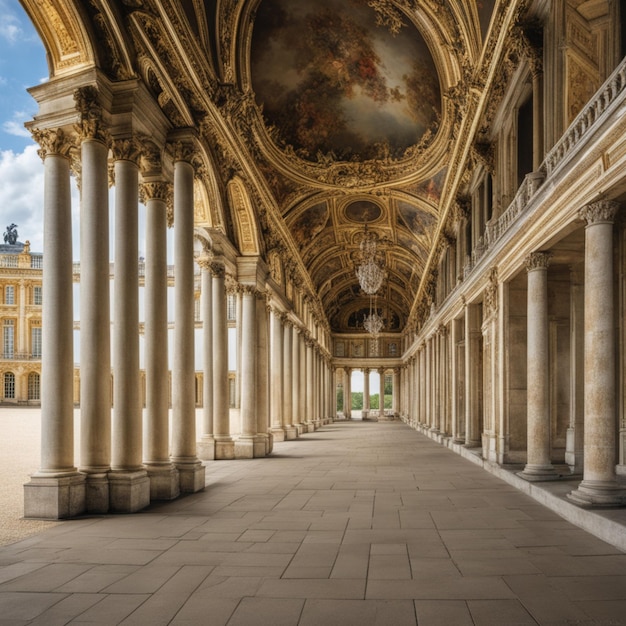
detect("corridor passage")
[1,421,626,625]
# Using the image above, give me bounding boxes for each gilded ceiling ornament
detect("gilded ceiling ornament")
[367,0,407,35]
[89,0,134,80]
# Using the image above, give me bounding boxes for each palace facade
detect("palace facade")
[17,0,626,518]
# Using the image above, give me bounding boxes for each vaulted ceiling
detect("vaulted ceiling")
[22,0,522,334]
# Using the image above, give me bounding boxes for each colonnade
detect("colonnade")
[22,83,334,520]
[399,199,626,508]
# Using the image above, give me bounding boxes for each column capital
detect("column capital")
[74,85,109,144]
[111,136,142,165]
[166,137,198,164]
[579,200,619,225]
[140,181,171,204]
[30,127,74,160]
[525,251,551,272]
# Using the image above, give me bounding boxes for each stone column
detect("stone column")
[465,303,482,447]
[76,93,111,513]
[392,368,400,417]
[196,257,215,461]
[256,294,271,454]
[378,368,385,419]
[344,367,352,420]
[450,318,460,441]
[292,327,303,434]
[235,286,266,458]
[212,260,234,458]
[110,139,150,511]
[305,338,315,429]
[425,338,432,430]
[520,252,557,480]
[565,264,584,474]
[568,201,626,506]
[24,128,85,519]
[363,368,370,419]
[169,139,205,490]
[283,320,297,439]
[270,307,286,440]
[298,330,306,427]
[235,291,243,409]
[142,180,179,499]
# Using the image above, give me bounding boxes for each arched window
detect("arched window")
[4,372,15,399]
[28,372,40,400]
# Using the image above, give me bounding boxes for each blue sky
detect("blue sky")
[0,0,49,252]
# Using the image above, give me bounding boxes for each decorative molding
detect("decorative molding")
[579,200,619,225]
[525,251,551,272]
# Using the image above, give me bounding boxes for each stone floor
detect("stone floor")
[1,419,626,625]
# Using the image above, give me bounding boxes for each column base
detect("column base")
[294,423,306,436]
[145,464,180,500]
[214,438,235,460]
[271,427,286,442]
[24,472,86,520]
[517,464,560,482]
[176,460,206,493]
[284,426,298,440]
[197,436,216,461]
[566,479,626,508]
[235,435,267,459]
[109,469,151,513]
[84,472,110,514]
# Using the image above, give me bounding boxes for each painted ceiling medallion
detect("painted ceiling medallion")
[250,0,441,163]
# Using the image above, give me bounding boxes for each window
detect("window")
[31,255,43,269]
[4,372,15,399]
[227,294,237,321]
[31,326,42,358]
[388,342,398,357]
[28,373,40,400]
[3,320,14,358]
[33,286,42,305]
[5,285,14,305]
[194,296,201,321]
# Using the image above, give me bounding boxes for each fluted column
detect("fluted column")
[520,252,557,480]
[196,256,215,461]
[24,127,85,519]
[235,291,243,409]
[76,90,111,513]
[568,201,626,506]
[270,307,286,441]
[142,180,179,498]
[305,338,315,429]
[169,138,205,490]
[378,368,385,419]
[283,320,297,439]
[212,260,234,459]
[110,139,150,511]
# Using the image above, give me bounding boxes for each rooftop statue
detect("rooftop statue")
[3,223,18,245]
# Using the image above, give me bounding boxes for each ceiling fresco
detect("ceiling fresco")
[250,0,441,162]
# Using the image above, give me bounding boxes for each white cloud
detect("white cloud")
[0,144,80,255]
[2,111,30,137]
[0,144,45,251]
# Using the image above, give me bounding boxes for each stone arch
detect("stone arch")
[227,177,261,256]
[20,0,96,77]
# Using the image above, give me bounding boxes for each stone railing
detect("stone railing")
[460,57,626,285]
[544,57,626,177]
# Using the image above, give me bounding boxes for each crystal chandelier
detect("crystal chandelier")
[363,304,384,337]
[355,224,385,295]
